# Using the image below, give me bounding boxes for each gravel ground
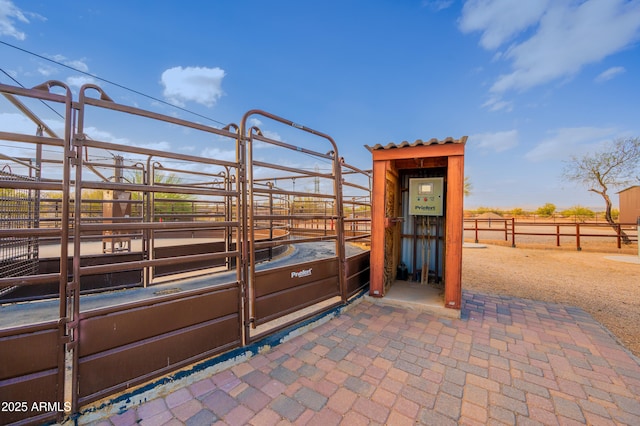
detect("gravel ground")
[462,242,640,358]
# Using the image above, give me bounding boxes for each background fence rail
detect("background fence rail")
[464,217,639,251]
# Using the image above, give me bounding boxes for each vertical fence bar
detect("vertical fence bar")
[556,225,560,247]
[511,217,516,247]
[576,223,581,251]
[474,219,478,243]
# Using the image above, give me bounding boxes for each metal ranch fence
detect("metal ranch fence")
[0,81,371,425]
[464,217,639,251]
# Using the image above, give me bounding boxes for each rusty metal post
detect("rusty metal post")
[576,223,581,251]
[40,80,74,421]
[245,126,259,329]
[268,182,274,260]
[143,156,153,286]
[333,154,346,302]
[233,118,249,343]
[511,217,516,248]
[556,225,561,247]
[474,218,478,243]
[504,219,508,241]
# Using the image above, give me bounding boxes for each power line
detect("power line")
[0,67,65,120]
[0,40,228,127]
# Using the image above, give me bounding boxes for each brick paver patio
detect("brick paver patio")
[86,290,640,425]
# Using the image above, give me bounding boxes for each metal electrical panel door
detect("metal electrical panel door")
[409,177,444,216]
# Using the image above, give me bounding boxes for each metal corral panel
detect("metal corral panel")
[253,258,339,325]
[0,322,62,425]
[345,252,370,297]
[154,241,228,277]
[77,284,241,404]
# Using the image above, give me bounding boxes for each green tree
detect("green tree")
[561,205,595,222]
[610,208,620,221]
[535,203,556,217]
[510,208,526,217]
[129,171,195,219]
[464,176,472,197]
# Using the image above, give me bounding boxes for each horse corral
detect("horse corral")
[0,81,371,424]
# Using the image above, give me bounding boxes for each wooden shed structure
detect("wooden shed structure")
[618,185,640,224]
[366,137,466,312]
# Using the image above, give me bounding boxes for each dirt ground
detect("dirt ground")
[462,241,640,358]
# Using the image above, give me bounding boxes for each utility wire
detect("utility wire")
[0,40,228,127]
[2,42,341,171]
[0,67,65,120]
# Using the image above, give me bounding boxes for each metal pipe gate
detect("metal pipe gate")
[0,81,370,425]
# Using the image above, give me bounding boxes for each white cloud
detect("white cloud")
[161,66,225,107]
[482,96,513,112]
[37,66,55,77]
[525,127,616,162]
[246,117,282,142]
[248,118,262,128]
[0,0,42,40]
[459,0,550,50]
[200,146,237,163]
[0,111,40,135]
[423,0,454,11]
[460,0,640,103]
[470,129,518,152]
[66,75,96,88]
[50,55,90,73]
[83,126,134,146]
[595,66,626,83]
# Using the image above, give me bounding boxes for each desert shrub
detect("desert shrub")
[560,205,595,222]
[535,203,556,217]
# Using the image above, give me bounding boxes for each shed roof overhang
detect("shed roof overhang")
[366,136,467,161]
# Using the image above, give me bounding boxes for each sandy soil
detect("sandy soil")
[462,242,640,358]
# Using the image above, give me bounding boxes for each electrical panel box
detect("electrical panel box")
[409,177,444,216]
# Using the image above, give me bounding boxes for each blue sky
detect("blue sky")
[1,0,639,209]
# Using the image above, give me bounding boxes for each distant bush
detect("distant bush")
[611,208,620,221]
[510,208,527,217]
[560,205,595,222]
[472,207,505,216]
[535,203,556,217]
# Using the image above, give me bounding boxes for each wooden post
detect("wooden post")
[444,154,464,310]
[369,160,387,297]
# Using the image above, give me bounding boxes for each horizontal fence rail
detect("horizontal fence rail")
[464,217,639,251]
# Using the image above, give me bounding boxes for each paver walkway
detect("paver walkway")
[87,291,640,425]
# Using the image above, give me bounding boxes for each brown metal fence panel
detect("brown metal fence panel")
[0,81,372,421]
[345,251,370,297]
[253,258,340,325]
[77,284,241,405]
[0,322,63,425]
[70,84,244,411]
[0,82,72,425]
[241,110,347,338]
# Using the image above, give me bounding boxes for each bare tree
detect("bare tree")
[562,137,640,243]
